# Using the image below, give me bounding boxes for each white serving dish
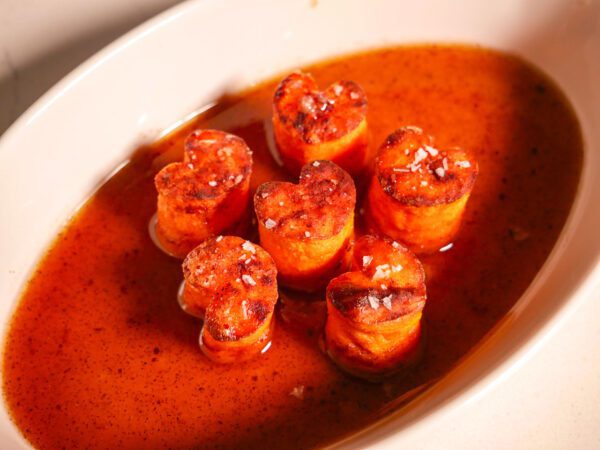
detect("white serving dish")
[0,0,599,448]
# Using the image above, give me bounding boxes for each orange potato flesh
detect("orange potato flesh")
[201,307,274,364]
[366,126,478,254]
[324,235,426,380]
[273,72,369,176]
[181,236,278,363]
[154,129,252,258]
[254,160,356,292]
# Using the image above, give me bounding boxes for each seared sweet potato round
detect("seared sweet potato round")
[367,127,478,254]
[375,127,478,206]
[181,236,278,362]
[328,235,426,324]
[254,160,356,291]
[324,235,426,380]
[255,160,355,239]
[272,72,369,176]
[274,72,367,144]
[154,129,252,258]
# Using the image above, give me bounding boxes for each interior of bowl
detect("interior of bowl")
[0,0,599,448]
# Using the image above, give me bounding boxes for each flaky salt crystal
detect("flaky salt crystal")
[368,295,380,310]
[414,148,429,164]
[373,264,391,280]
[382,296,393,310]
[242,241,256,254]
[300,95,316,114]
[424,145,439,157]
[242,274,256,286]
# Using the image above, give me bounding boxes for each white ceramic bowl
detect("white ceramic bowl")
[1,0,599,448]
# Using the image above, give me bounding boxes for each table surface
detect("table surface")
[1,1,599,449]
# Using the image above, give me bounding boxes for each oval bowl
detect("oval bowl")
[0,0,599,448]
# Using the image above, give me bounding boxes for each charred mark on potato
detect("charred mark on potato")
[181,236,278,363]
[324,235,427,380]
[255,160,356,239]
[366,127,478,254]
[254,160,356,291]
[154,129,252,258]
[272,71,369,176]
[329,284,423,321]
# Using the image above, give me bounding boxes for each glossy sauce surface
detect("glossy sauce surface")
[2,46,582,449]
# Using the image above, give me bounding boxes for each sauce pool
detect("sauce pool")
[2,45,582,449]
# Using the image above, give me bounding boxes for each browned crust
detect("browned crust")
[254,160,356,240]
[273,72,367,144]
[154,129,252,210]
[328,281,424,322]
[182,236,278,342]
[375,127,478,206]
[326,235,426,324]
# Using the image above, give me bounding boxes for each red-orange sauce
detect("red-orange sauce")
[2,45,582,449]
